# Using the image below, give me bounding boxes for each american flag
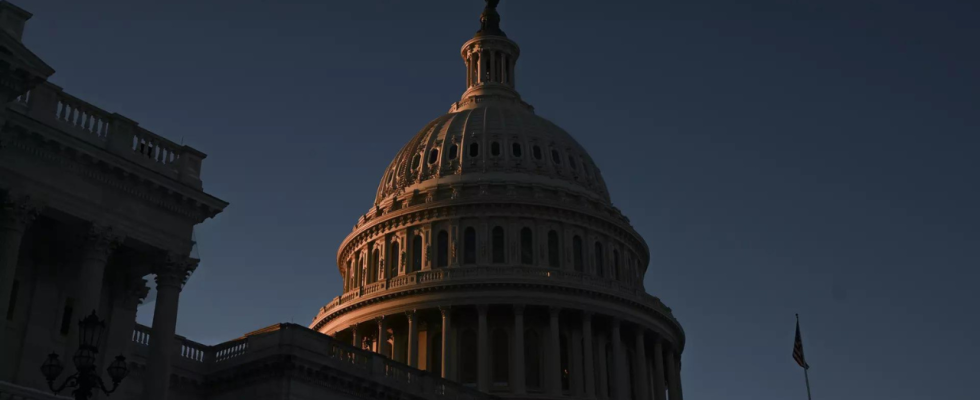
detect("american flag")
[793,318,809,370]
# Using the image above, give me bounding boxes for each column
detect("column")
[501,54,508,85]
[352,323,362,348]
[611,319,627,400]
[440,307,452,379]
[477,305,489,391]
[633,329,650,400]
[652,339,666,400]
[597,334,608,399]
[512,305,526,394]
[144,253,198,400]
[489,51,496,83]
[548,306,561,395]
[0,194,41,371]
[666,349,682,400]
[582,312,596,398]
[101,278,149,382]
[407,310,419,367]
[377,316,390,358]
[76,224,125,321]
[476,51,483,84]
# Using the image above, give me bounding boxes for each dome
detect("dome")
[375,105,611,205]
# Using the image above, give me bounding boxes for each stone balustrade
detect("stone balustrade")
[127,323,494,400]
[0,380,70,400]
[8,82,207,189]
[316,265,673,325]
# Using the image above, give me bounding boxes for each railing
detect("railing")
[213,338,248,362]
[132,323,151,346]
[0,380,70,400]
[9,82,206,189]
[180,338,209,362]
[318,265,665,324]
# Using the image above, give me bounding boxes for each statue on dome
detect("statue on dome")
[478,0,505,37]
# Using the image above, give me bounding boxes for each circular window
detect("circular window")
[551,149,562,165]
[512,143,522,158]
[428,149,440,164]
[533,145,542,160]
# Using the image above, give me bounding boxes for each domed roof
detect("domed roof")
[375,104,610,205]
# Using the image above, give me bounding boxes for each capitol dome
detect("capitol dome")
[313,3,685,400]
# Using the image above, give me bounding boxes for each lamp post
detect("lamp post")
[40,311,130,400]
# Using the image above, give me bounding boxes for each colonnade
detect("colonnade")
[465,47,516,88]
[0,193,196,400]
[337,304,683,400]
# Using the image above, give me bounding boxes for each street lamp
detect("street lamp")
[41,311,130,400]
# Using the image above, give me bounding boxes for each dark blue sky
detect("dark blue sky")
[21,1,979,399]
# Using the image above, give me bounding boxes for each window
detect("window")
[372,248,381,281]
[568,155,577,170]
[412,154,421,170]
[548,231,560,268]
[512,143,523,158]
[464,227,477,264]
[492,329,509,384]
[552,149,562,164]
[492,226,506,264]
[573,236,584,272]
[613,250,621,281]
[595,242,604,277]
[533,145,543,160]
[428,149,440,164]
[390,241,400,277]
[469,143,480,157]
[59,298,75,335]
[491,142,501,156]
[448,144,458,160]
[460,329,479,384]
[525,329,541,389]
[520,227,534,265]
[413,235,423,272]
[437,230,449,268]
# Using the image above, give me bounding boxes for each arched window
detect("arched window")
[520,227,533,265]
[460,329,478,384]
[595,242,604,277]
[469,143,479,157]
[491,142,501,157]
[412,235,423,272]
[492,329,509,384]
[372,248,381,281]
[560,334,570,391]
[548,230,560,268]
[437,230,449,268]
[533,145,543,160]
[448,144,458,160]
[354,253,362,286]
[428,148,440,164]
[573,236,584,272]
[390,241,400,277]
[512,143,523,158]
[525,329,541,389]
[492,226,505,264]
[464,227,477,264]
[613,250,621,281]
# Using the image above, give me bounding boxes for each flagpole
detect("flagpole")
[797,314,813,400]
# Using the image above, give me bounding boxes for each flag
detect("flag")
[793,318,809,370]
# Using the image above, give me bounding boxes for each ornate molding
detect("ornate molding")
[153,252,199,289]
[0,191,45,232]
[81,223,126,262]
